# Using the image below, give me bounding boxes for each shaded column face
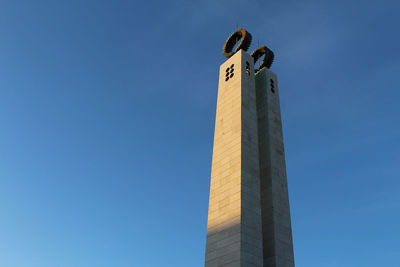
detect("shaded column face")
[255,69,294,267]
[204,50,263,267]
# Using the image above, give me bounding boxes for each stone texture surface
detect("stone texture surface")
[205,50,263,267]
[205,51,294,267]
[255,68,294,267]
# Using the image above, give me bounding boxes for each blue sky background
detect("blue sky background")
[1,0,399,266]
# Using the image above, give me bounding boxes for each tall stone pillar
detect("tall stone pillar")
[204,28,295,267]
[205,50,264,267]
[255,69,295,267]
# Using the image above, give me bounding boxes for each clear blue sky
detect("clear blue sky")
[1,0,399,266]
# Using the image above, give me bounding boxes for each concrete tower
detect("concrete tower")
[204,29,294,267]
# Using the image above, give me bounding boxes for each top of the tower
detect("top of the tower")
[222,28,275,73]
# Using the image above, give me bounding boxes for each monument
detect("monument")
[204,29,295,267]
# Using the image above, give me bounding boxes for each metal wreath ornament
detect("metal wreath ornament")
[222,28,274,73]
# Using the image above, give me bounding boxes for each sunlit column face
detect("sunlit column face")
[205,50,263,267]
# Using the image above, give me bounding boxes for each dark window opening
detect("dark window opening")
[270,79,275,93]
[225,65,235,82]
